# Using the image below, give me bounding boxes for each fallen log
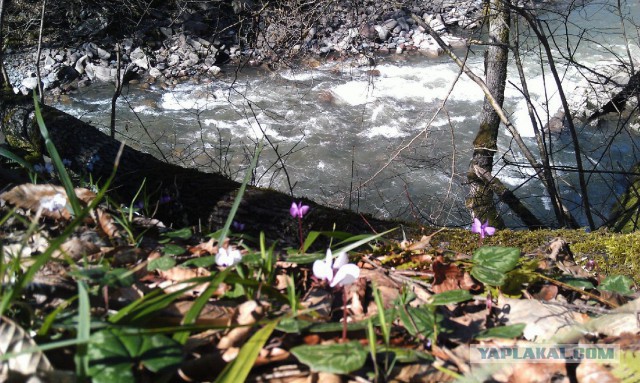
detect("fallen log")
[1,91,399,246]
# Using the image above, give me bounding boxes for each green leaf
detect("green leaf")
[0,146,34,172]
[291,342,368,374]
[377,346,434,363]
[148,256,177,271]
[430,289,473,305]
[181,256,218,268]
[87,329,182,383]
[472,246,520,273]
[286,252,325,264]
[75,281,91,378]
[470,265,507,286]
[173,269,230,344]
[276,317,313,333]
[559,277,595,290]
[334,228,396,255]
[32,91,82,216]
[476,324,526,339]
[308,320,369,333]
[162,227,192,240]
[218,140,263,244]
[214,320,279,383]
[598,275,634,295]
[162,244,185,256]
[399,306,435,338]
[303,231,322,252]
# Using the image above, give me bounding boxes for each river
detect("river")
[52,0,640,229]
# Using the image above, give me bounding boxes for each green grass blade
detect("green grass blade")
[109,277,210,324]
[32,91,82,216]
[75,280,91,378]
[0,143,120,317]
[0,146,34,172]
[214,319,279,383]
[217,140,263,244]
[334,228,396,254]
[373,283,390,346]
[173,269,230,344]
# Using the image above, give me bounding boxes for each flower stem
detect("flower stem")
[342,287,348,342]
[298,217,304,251]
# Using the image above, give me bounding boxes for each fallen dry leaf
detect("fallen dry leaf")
[432,256,479,293]
[217,300,267,350]
[497,297,588,341]
[53,237,100,260]
[508,361,568,383]
[0,183,94,220]
[576,361,620,383]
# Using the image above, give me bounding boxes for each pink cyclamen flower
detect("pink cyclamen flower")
[290,201,309,219]
[471,218,496,239]
[313,249,360,288]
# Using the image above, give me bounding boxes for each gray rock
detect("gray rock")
[97,47,111,61]
[168,54,180,66]
[159,27,173,39]
[374,25,389,41]
[149,67,162,78]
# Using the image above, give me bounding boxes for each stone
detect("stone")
[374,25,389,41]
[148,67,162,78]
[97,47,111,60]
[168,54,180,66]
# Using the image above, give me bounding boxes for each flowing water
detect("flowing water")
[53,0,640,228]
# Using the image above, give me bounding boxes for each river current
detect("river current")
[53,0,640,228]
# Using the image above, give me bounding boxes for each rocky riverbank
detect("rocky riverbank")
[5,0,481,96]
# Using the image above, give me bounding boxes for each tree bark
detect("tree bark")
[466,0,510,227]
[1,92,398,247]
[0,0,9,89]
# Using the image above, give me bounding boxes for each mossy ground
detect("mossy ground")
[415,227,640,284]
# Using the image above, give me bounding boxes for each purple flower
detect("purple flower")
[62,159,72,167]
[471,218,496,239]
[290,201,309,219]
[232,221,245,231]
[585,259,596,271]
[312,249,360,288]
[159,195,172,204]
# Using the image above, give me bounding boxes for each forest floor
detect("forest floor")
[1,172,640,382]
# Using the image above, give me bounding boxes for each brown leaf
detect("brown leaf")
[533,285,559,301]
[217,300,267,350]
[399,227,445,251]
[0,316,52,375]
[547,237,574,262]
[188,237,218,256]
[508,362,567,383]
[576,362,620,383]
[95,208,121,239]
[432,256,479,293]
[53,237,100,260]
[0,183,94,220]
[158,266,211,282]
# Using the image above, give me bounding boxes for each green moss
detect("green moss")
[424,228,640,283]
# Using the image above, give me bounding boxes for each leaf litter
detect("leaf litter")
[1,182,639,382]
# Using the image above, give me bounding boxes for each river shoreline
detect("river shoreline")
[4,0,482,96]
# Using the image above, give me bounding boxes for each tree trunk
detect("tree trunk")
[1,92,398,247]
[0,0,9,89]
[466,0,510,227]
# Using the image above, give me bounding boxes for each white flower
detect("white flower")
[312,249,360,287]
[215,246,243,267]
[40,193,67,212]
